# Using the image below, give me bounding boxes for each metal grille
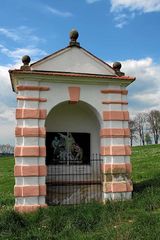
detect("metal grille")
[46,154,102,205]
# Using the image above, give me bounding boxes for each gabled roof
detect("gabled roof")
[31,45,117,76]
[9,30,136,92]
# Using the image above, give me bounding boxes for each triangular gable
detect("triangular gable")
[31,46,116,76]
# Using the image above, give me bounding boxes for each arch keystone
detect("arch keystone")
[68,87,80,103]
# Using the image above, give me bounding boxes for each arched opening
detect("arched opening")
[45,101,102,205]
[45,101,101,163]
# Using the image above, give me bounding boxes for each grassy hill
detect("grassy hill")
[0,145,160,240]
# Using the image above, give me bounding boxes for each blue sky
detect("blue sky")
[0,0,160,144]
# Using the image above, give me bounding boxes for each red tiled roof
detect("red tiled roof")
[9,69,135,81]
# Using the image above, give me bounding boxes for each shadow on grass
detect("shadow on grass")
[133,177,160,193]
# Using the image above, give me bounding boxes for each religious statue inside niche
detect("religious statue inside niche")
[51,132,83,163]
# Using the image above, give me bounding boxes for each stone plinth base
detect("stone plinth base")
[103,192,132,202]
[14,204,48,213]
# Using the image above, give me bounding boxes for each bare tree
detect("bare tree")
[128,119,137,146]
[145,132,152,145]
[134,112,147,146]
[1,144,7,154]
[147,110,160,144]
[0,144,14,155]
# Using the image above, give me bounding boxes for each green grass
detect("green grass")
[132,144,160,182]
[0,156,14,207]
[0,145,160,240]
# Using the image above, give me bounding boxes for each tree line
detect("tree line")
[129,110,160,146]
[0,144,14,155]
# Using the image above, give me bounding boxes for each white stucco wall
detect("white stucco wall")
[38,81,126,121]
[16,79,129,155]
[31,47,115,75]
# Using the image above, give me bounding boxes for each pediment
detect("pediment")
[31,46,116,76]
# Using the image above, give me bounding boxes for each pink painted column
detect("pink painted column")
[100,88,133,201]
[14,84,49,212]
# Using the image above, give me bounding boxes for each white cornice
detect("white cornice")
[9,71,135,92]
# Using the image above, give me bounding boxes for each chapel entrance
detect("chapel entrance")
[45,101,102,205]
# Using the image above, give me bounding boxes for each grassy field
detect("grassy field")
[0,145,160,240]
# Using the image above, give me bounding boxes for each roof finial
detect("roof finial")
[113,62,125,76]
[69,29,80,47]
[20,55,31,71]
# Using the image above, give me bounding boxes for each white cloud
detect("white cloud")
[86,0,160,27]
[46,6,73,17]
[0,64,16,145]
[86,0,102,3]
[0,26,45,44]
[113,13,128,28]
[120,57,160,113]
[0,120,15,145]
[0,63,17,105]
[108,57,160,115]
[0,62,22,91]
[110,0,160,27]
[0,26,48,145]
[0,44,47,63]
[0,64,16,107]
[0,67,15,147]
[0,65,12,87]
[0,26,47,63]
[121,57,159,86]
[132,91,160,106]
[111,0,160,13]
[0,103,15,123]
[0,28,20,41]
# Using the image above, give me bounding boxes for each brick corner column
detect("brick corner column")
[100,87,133,202]
[14,84,49,213]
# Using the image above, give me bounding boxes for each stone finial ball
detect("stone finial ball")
[69,29,79,41]
[22,55,31,65]
[113,62,122,70]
